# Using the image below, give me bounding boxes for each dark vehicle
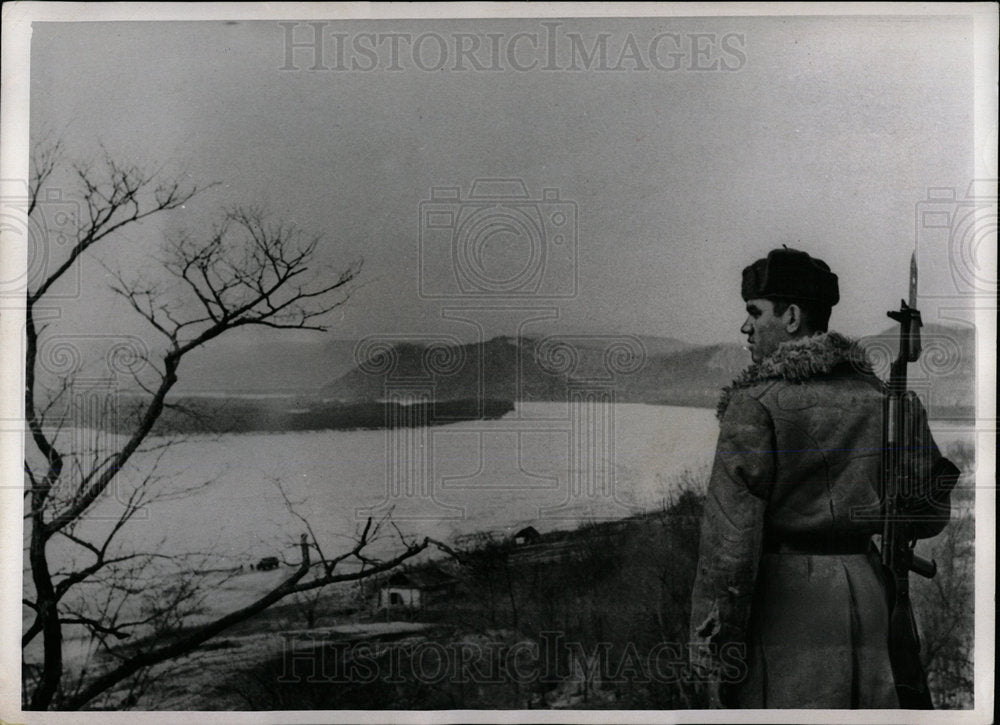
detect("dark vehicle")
[256,556,280,571]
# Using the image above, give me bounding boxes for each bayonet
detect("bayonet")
[908,251,922,358]
[887,255,922,369]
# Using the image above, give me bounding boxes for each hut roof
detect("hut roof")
[385,565,456,590]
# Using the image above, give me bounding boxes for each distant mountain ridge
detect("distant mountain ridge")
[322,336,598,404]
[157,324,973,417]
[169,332,693,397]
[320,324,976,416]
[319,334,747,409]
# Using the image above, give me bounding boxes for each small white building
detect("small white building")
[512,526,541,546]
[377,567,457,611]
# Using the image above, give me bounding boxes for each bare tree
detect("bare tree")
[21,142,429,710]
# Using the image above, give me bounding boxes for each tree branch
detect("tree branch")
[23,143,367,711]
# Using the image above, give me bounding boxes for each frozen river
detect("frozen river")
[55,402,720,566]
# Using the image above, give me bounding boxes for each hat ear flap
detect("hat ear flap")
[742,258,768,300]
[822,271,840,306]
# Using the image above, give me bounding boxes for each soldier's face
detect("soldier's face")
[741,298,792,363]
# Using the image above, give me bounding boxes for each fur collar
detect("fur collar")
[716,331,876,419]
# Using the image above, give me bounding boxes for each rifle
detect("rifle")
[881,251,936,709]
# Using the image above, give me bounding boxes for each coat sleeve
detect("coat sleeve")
[689,392,773,702]
[900,391,962,539]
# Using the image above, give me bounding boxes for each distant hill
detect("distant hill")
[631,334,696,358]
[321,336,571,403]
[167,333,691,397]
[320,335,746,409]
[319,324,975,416]
[73,323,967,417]
[525,327,692,359]
[617,342,748,408]
[32,321,973,431]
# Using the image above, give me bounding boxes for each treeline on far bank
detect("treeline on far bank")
[85,397,516,434]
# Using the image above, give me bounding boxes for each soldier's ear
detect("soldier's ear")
[783,303,804,334]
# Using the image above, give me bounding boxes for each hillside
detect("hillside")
[50,324,970,416]
[319,335,729,407]
[617,342,747,407]
[93,472,973,710]
[320,324,975,416]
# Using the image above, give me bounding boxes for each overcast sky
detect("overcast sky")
[27,13,981,347]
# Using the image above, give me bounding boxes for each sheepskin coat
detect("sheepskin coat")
[689,331,957,709]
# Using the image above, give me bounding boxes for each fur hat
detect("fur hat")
[742,247,839,306]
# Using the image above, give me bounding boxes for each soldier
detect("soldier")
[688,247,960,708]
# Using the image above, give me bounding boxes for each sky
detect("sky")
[25,12,986,348]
